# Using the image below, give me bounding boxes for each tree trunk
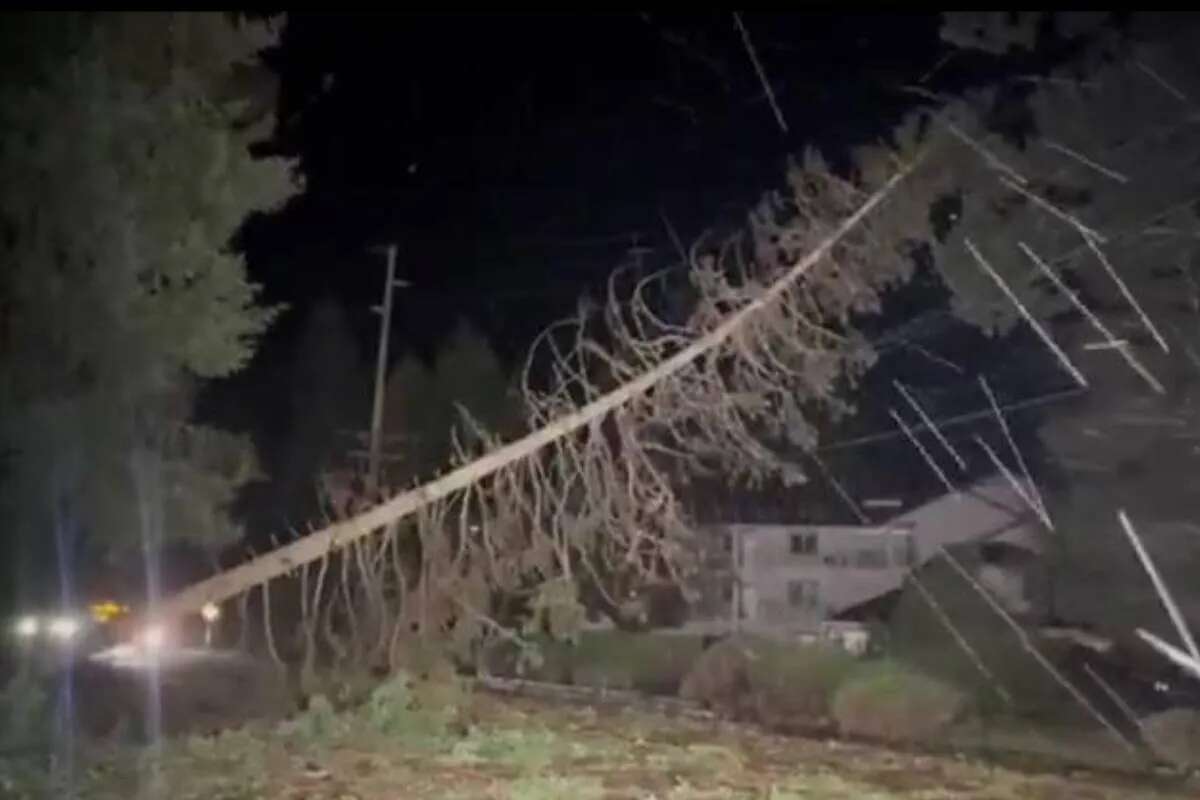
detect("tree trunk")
[153,161,919,624]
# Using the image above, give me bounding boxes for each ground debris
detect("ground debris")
[4,688,1196,799]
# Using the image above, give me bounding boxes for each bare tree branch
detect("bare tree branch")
[154,153,925,623]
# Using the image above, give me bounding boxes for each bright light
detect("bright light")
[89,601,129,623]
[14,617,38,638]
[48,616,80,640]
[200,602,221,623]
[139,624,166,651]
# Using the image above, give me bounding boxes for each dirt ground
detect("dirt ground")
[68,648,294,740]
[17,681,1196,800]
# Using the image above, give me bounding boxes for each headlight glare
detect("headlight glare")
[48,616,80,640]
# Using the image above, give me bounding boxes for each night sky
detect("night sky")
[241,13,946,351]
[205,12,1065,536]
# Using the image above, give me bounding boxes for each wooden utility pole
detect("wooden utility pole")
[368,244,409,492]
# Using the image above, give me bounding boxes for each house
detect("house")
[683,474,1045,641]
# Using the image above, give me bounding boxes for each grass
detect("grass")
[3,676,1194,800]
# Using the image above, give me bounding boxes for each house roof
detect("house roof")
[714,474,1044,551]
[885,473,1044,554]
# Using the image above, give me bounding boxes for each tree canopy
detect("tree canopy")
[0,13,296,605]
[383,319,525,488]
[281,296,369,514]
[887,12,1200,629]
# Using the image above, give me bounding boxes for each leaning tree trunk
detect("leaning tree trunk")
[153,159,920,624]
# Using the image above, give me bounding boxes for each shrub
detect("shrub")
[747,637,859,728]
[292,693,344,741]
[678,637,755,717]
[478,634,571,683]
[572,660,634,692]
[571,631,704,695]
[363,669,465,745]
[481,630,705,695]
[832,660,966,744]
[679,636,858,728]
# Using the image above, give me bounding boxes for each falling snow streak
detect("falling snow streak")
[964,238,1089,389]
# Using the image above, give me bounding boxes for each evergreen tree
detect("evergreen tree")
[284,296,369,513]
[0,13,296,606]
[893,12,1200,628]
[383,320,524,486]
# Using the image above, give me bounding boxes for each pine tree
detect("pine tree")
[383,320,524,487]
[285,296,369,514]
[897,12,1200,628]
[0,13,296,607]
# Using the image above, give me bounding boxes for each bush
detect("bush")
[478,634,572,683]
[572,660,633,692]
[570,631,704,695]
[480,631,705,695]
[832,660,966,744]
[291,692,345,742]
[363,669,466,745]
[679,636,858,729]
[679,637,755,717]
[747,638,859,724]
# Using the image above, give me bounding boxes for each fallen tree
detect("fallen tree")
[154,152,924,627]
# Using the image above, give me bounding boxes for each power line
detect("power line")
[818,385,1085,454]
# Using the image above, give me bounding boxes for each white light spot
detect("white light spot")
[140,624,166,651]
[48,616,80,640]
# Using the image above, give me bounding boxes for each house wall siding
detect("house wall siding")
[690,476,1045,636]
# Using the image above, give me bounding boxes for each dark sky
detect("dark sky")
[207,12,1070,534]
[239,12,947,360]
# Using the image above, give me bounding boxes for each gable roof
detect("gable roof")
[884,473,1044,555]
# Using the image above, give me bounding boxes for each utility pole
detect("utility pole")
[368,244,410,492]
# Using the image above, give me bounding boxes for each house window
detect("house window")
[789,531,817,556]
[722,533,733,553]
[787,579,820,610]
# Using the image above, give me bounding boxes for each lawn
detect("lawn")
[4,675,1193,800]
